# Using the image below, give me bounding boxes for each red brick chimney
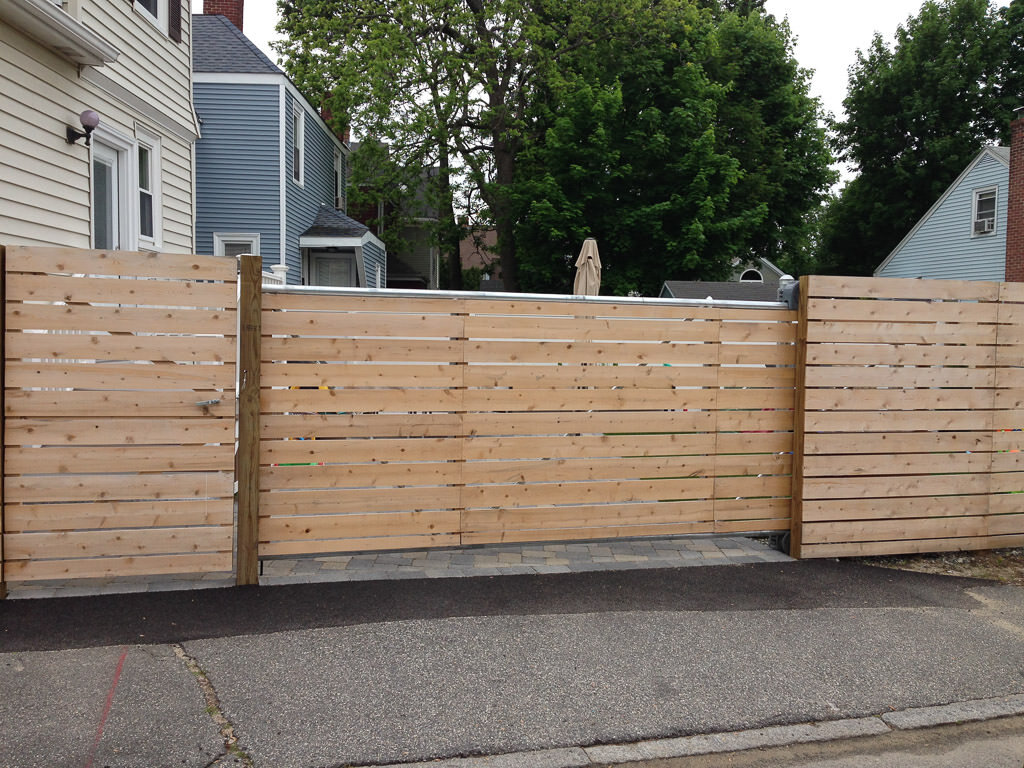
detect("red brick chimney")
[1006,108,1024,281]
[205,0,244,32]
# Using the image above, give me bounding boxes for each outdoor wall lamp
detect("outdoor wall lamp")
[66,109,100,146]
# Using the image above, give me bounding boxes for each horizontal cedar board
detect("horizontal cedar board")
[805,430,993,455]
[803,410,993,433]
[262,363,462,389]
[262,336,461,363]
[461,522,717,546]
[7,471,234,503]
[259,533,461,557]
[807,297,1000,324]
[5,526,233,559]
[6,390,236,418]
[260,485,462,515]
[802,473,990,500]
[261,412,462,439]
[715,518,789,533]
[6,361,235,390]
[465,301,791,323]
[262,436,462,465]
[6,332,232,363]
[462,500,714,530]
[462,409,714,436]
[806,321,996,346]
[464,340,721,366]
[718,346,796,366]
[463,386,792,412]
[462,314,721,342]
[7,273,236,308]
[7,417,234,446]
[800,534,1024,559]
[461,477,715,508]
[713,474,792,498]
[714,497,792,521]
[802,515,991,544]
[990,452,1024,471]
[802,494,991,522]
[462,431,789,460]
[6,302,236,335]
[806,275,1000,302]
[4,499,233,532]
[718,322,795,343]
[990,513,1024,535]
[803,388,994,412]
[805,343,995,367]
[803,451,993,477]
[261,387,463,414]
[6,444,234,474]
[988,473,1024,493]
[259,510,462,541]
[263,311,464,338]
[717,366,796,387]
[264,292,463,314]
[716,431,794,453]
[716,410,793,432]
[995,431,1024,451]
[4,552,233,581]
[805,365,1000,389]
[465,364,718,389]
[260,461,459,490]
[999,282,1024,303]
[6,245,238,282]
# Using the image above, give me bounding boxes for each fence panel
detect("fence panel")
[259,291,797,557]
[3,246,236,582]
[793,275,1024,558]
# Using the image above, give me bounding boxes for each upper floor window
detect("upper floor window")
[133,0,181,42]
[334,150,345,210]
[136,126,161,248]
[973,188,997,236]
[292,108,305,186]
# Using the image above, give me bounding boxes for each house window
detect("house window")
[134,0,165,31]
[91,126,164,251]
[334,150,345,210]
[292,108,305,185]
[973,188,997,236]
[214,233,261,258]
[92,143,120,250]
[135,127,161,247]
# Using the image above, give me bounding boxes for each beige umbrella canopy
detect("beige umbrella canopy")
[573,238,601,296]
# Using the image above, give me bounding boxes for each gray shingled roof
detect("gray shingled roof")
[660,281,781,302]
[192,15,282,74]
[301,206,370,239]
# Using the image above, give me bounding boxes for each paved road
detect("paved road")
[2,560,1023,767]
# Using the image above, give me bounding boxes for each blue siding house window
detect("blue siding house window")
[292,107,305,186]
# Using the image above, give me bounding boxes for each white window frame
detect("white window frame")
[90,124,136,251]
[292,106,305,186]
[972,186,998,237]
[133,0,167,34]
[135,125,162,250]
[213,232,261,258]
[334,149,344,210]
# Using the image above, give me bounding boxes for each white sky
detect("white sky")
[199,0,928,124]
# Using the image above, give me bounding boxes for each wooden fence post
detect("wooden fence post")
[236,254,262,585]
[788,275,810,559]
[0,246,6,599]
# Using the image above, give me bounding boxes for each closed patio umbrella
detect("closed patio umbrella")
[573,238,601,296]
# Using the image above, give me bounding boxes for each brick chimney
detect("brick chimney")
[1006,108,1024,281]
[205,0,244,32]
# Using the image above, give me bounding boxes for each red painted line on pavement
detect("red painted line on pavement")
[84,647,128,768]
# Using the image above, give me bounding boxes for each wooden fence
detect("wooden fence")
[257,291,797,563]
[2,246,237,591]
[4,247,1024,594]
[791,275,1024,558]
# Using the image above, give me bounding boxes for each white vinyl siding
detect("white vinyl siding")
[0,0,195,251]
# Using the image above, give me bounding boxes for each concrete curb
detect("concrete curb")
[362,693,1024,768]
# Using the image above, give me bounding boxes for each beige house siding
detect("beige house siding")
[0,0,197,252]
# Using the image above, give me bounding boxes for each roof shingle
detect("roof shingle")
[192,14,282,74]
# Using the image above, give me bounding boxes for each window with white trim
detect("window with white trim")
[292,107,305,185]
[972,188,997,236]
[214,233,261,258]
[334,149,345,210]
[134,0,166,31]
[135,126,161,248]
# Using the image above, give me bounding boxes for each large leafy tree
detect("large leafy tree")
[277,0,651,292]
[512,4,832,294]
[820,0,1012,275]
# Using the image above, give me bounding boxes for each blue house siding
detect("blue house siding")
[284,91,340,283]
[877,152,1008,280]
[194,82,281,272]
[363,240,386,288]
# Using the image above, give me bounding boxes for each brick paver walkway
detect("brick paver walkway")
[6,535,791,599]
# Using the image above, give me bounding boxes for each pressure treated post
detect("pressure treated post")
[788,275,810,559]
[236,253,262,586]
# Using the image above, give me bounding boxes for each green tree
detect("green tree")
[277,0,650,292]
[820,0,1009,275]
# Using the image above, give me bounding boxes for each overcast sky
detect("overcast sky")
[198,0,927,123]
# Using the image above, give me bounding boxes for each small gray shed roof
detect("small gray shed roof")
[192,15,282,74]
[300,206,370,239]
[660,281,780,302]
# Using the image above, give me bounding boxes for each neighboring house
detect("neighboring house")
[191,5,384,286]
[1,0,199,252]
[875,146,1010,280]
[660,257,789,301]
